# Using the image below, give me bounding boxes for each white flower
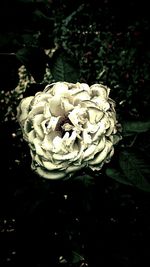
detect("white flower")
[17,82,121,179]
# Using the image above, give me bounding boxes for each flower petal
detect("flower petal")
[88,107,104,124]
[33,114,44,139]
[17,96,34,123]
[28,105,44,119]
[53,150,78,161]
[28,130,36,144]
[42,160,65,171]
[52,82,69,96]
[34,166,66,179]
[49,96,65,116]
[42,132,60,151]
[61,97,74,113]
[72,90,91,105]
[90,84,110,99]
[83,144,97,160]
[92,97,110,111]
[33,138,47,158]
[89,140,112,165]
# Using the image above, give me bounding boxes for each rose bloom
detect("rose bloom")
[17,82,121,179]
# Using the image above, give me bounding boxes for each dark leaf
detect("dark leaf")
[16,47,47,82]
[119,150,150,192]
[122,121,150,136]
[33,9,52,22]
[72,250,84,264]
[0,53,19,90]
[50,49,80,83]
[73,174,95,187]
[106,168,133,186]
[23,83,46,98]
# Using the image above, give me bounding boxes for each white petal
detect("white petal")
[17,96,34,122]
[44,83,56,94]
[92,97,110,111]
[34,166,66,179]
[68,110,79,126]
[33,114,44,139]
[95,136,106,152]
[72,91,90,105]
[85,121,99,134]
[33,138,47,158]
[68,107,87,127]
[34,154,43,165]
[28,130,36,144]
[81,100,99,109]
[69,86,84,95]
[52,82,69,96]
[80,83,90,92]
[41,116,61,134]
[42,160,65,171]
[61,97,74,113]
[88,107,104,124]
[42,137,53,151]
[100,115,110,129]
[43,103,52,118]
[28,105,44,119]
[52,136,63,153]
[105,147,114,162]
[53,150,78,161]
[41,119,49,134]
[32,92,52,105]
[90,84,110,99]
[92,123,106,142]
[49,116,62,131]
[42,132,60,151]
[73,142,84,162]
[49,96,65,116]
[105,117,115,136]
[65,130,77,147]
[82,130,92,145]
[83,144,96,160]
[89,140,112,165]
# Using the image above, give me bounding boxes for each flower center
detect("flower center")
[56,116,73,137]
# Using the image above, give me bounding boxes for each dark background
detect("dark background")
[0,1,150,266]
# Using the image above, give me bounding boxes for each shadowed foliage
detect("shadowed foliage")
[0,0,150,266]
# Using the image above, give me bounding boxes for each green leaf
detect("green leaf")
[106,168,132,186]
[16,47,47,82]
[71,251,84,264]
[122,121,150,136]
[62,4,84,27]
[50,49,80,83]
[73,174,95,187]
[119,150,150,192]
[33,10,52,22]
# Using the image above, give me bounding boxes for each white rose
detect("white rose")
[17,82,121,179]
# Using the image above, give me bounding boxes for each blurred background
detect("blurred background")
[0,0,150,266]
